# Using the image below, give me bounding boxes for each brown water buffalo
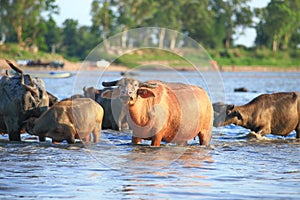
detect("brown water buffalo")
[26,98,103,143]
[0,60,50,141]
[214,92,300,138]
[83,86,127,130]
[101,78,213,146]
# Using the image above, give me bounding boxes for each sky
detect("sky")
[53,0,270,48]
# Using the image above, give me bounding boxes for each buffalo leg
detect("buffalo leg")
[92,124,101,143]
[5,118,21,141]
[248,131,267,140]
[132,136,142,144]
[296,123,300,138]
[118,111,126,131]
[58,124,76,144]
[9,131,21,141]
[80,134,91,142]
[151,134,163,146]
[198,129,211,146]
[66,136,76,144]
[39,136,46,142]
[257,125,271,136]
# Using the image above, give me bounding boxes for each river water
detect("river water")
[0,70,299,199]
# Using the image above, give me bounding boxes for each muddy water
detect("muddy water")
[0,71,299,199]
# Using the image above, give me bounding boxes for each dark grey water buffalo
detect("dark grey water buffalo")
[0,60,50,141]
[214,92,300,138]
[212,102,228,125]
[83,86,127,130]
[102,78,213,146]
[47,91,59,106]
[26,98,103,143]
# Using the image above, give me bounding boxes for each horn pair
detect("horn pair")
[102,79,157,88]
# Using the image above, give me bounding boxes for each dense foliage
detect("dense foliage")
[0,0,299,66]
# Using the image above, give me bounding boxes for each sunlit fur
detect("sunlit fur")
[215,92,300,138]
[102,78,213,146]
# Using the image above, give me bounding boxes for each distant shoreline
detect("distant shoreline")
[1,59,299,73]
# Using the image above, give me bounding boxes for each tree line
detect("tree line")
[0,0,299,60]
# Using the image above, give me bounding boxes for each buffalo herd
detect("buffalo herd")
[0,60,299,145]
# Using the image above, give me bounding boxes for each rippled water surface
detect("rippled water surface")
[1,70,300,199]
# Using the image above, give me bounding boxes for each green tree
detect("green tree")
[43,17,62,53]
[60,19,100,60]
[181,0,216,48]
[146,0,183,49]
[116,0,157,48]
[91,0,116,49]
[255,0,300,52]
[281,0,300,50]
[61,19,80,59]
[0,0,58,47]
[76,26,101,59]
[210,0,253,49]
[22,18,48,52]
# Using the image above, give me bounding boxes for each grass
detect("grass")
[210,48,300,68]
[113,48,192,68]
[114,47,300,69]
[1,43,300,70]
[0,43,63,63]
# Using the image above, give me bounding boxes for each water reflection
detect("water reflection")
[114,146,214,198]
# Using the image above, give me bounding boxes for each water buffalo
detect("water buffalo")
[214,92,300,138]
[83,86,127,130]
[60,94,84,101]
[47,91,59,106]
[0,60,50,141]
[101,78,213,146]
[26,98,103,143]
[212,102,228,124]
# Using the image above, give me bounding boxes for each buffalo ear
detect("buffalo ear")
[137,88,155,98]
[101,89,120,99]
[94,89,101,94]
[227,104,234,110]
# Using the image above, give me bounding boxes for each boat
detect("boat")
[29,71,73,79]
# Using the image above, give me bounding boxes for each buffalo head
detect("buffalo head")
[214,104,243,127]
[83,86,100,100]
[101,78,157,105]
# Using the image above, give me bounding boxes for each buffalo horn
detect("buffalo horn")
[24,85,38,95]
[28,75,34,86]
[139,82,158,88]
[227,104,235,110]
[6,59,23,74]
[102,80,118,87]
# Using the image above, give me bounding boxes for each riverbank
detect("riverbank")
[1,59,299,73]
